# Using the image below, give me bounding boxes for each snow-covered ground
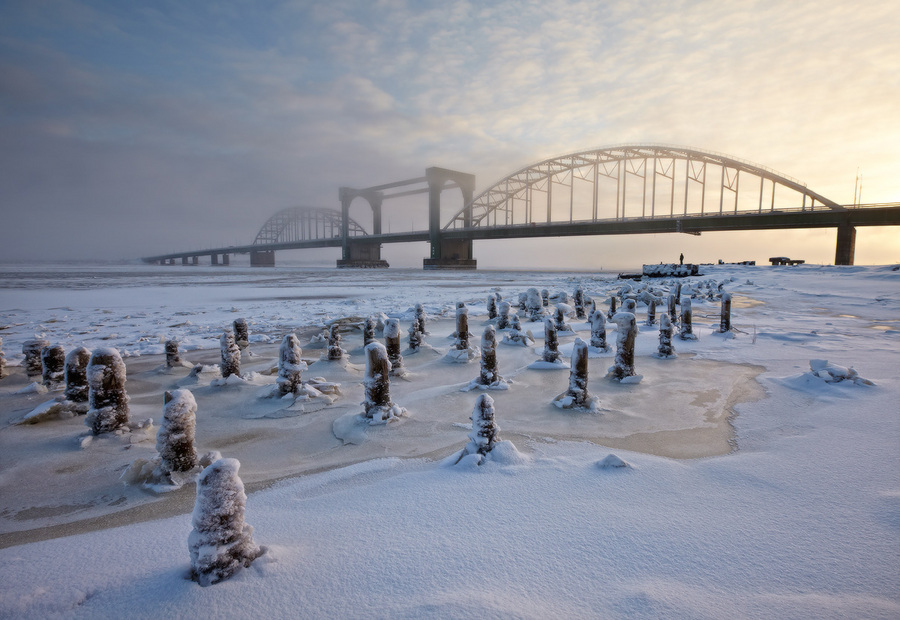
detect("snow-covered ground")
[0,262,898,619]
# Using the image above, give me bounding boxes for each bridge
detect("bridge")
[142,144,900,268]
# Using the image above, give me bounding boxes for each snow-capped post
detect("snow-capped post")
[655,313,677,358]
[589,309,610,351]
[718,292,732,333]
[554,338,597,410]
[622,298,637,314]
[542,317,561,363]
[679,297,698,340]
[497,301,512,329]
[158,389,198,476]
[188,458,263,587]
[674,282,682,304]
[220,331,241,379]
[667,293,678,326]
[22,338,49,377]
[517,292,527,311]
[327,323,344,360]
[85,347,130,435]
[541,289,550,307]
[362,342,405,421]
[467,394,499,456]
[408,319,421,351]
[41,344,65,387]
[608,312,638,381]
[526,288,543,321]
[455,304,471,350]
[0,336,5,379]
[63,346,91,406]
[607,297,618,320]
[384,318,404,374]
[233,318,249,350]
[277,334,304,397]
[414,303,428,335]
[165,340,184,368]
[574,287,586,319]
[478,325,500,386]
[363,317,376,347]
[646,298,657,326]
[553,305,572,333]
[487,293,499,320]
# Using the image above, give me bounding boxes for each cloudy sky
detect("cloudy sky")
[1,0,898,268]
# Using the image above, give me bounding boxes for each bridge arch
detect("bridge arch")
[253,206,367,245]
[444,144,842,231]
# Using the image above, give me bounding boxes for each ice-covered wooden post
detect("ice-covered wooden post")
[622,298,637,314]
[608,312,638,381]
[679,297,698,340]
[541,289,550,307]
[574,287,586,319]
[655,313,677,358]
[668,293,678,326]
[64,346,91,406]
[277,334,304,396]
[41,344,65,386]
[478,325,500,386]
[362,342,405,421]
[165,340,184,368]
[553,305,572,333]
[646,298,657,326]
[0,336,6,379]
[384,318,404,374]
[158,389,198,475]
[606,296,617,320]
[408,319,421,351]
[468,394,499,456]
[455,304,471,350]
[414,303,428,335]
[22,338,49,377]
[527,288,543,321]
[363,317,376,347]
[85,347,130,435]
[718,292,732,333]
[589,309,610,351]
[542,317,560,363]
[220,331,241,378]
[233,318,249,349]
[487,294,498,320]
[555,338,596,410]
[188,458,263,587]
[497,301,512,329]
[327,324,344,360]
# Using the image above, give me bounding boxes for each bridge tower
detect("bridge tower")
[338,187,388,268]
[424,167,477,269]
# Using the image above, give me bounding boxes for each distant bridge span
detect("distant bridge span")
[142,144,900,268]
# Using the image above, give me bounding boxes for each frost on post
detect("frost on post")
[526,288,543,321]
[553,305,573,334]
[467,394,499,456]
[487,293,498,320]
[541,289,550,307]
[667,293,678,326]
[363,317,376,347]
[0,336,6,379]
[384,318,404,374]
[233,318,250,349]
[327,324,344,360]
[165,340,183,368]
[622,298,637,314]
[718,292,732,333]
[85,347,130,435]
[502,314,534,347]
[220,331,241,379]
[277,334,305,396]
[554,338,599,411]
[454,304,472,350]
[645,298,657,326]
[608,312,639,381]
[542,317,561,363]
[679,297,699,341]
[188,458,263,587]
[654,313,677,359]
[414,303,428,335]
[363,342,405,422]
[574,287,586,319]
[41,344,65,387]
[63,346,91,408]
[23,338,49,377]
[589,309,610,351]
[408,319,422,351]
[497,301,512,330]
[158,389,198,476]
[606,297,618,321]
[473,325,503,387]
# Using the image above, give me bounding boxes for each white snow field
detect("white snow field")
[0,263,898,619]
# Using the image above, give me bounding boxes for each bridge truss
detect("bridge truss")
[253,206,367,245]
[445,145,843,231]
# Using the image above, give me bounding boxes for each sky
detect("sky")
[1,0,898,268]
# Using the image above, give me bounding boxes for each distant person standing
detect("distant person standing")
[679,253,684,265]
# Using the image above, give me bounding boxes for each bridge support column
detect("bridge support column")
[250,250,275,267]
[423,167,477,270]
[192,256,199,265]
[337,241,388,268]
[835,219,856,266]
[211,254,219,265]
[222,254,230,266]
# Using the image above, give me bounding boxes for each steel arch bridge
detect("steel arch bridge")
[253,206,367,244]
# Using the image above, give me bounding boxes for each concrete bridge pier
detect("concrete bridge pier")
[211,254,219,265]
[192,256,199,265]
[251,250,275,267]
[182,257,189,265]
[423,167,477,270]
[835,219,856,265]
[338,187,388,267]
[337,241,388,268]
